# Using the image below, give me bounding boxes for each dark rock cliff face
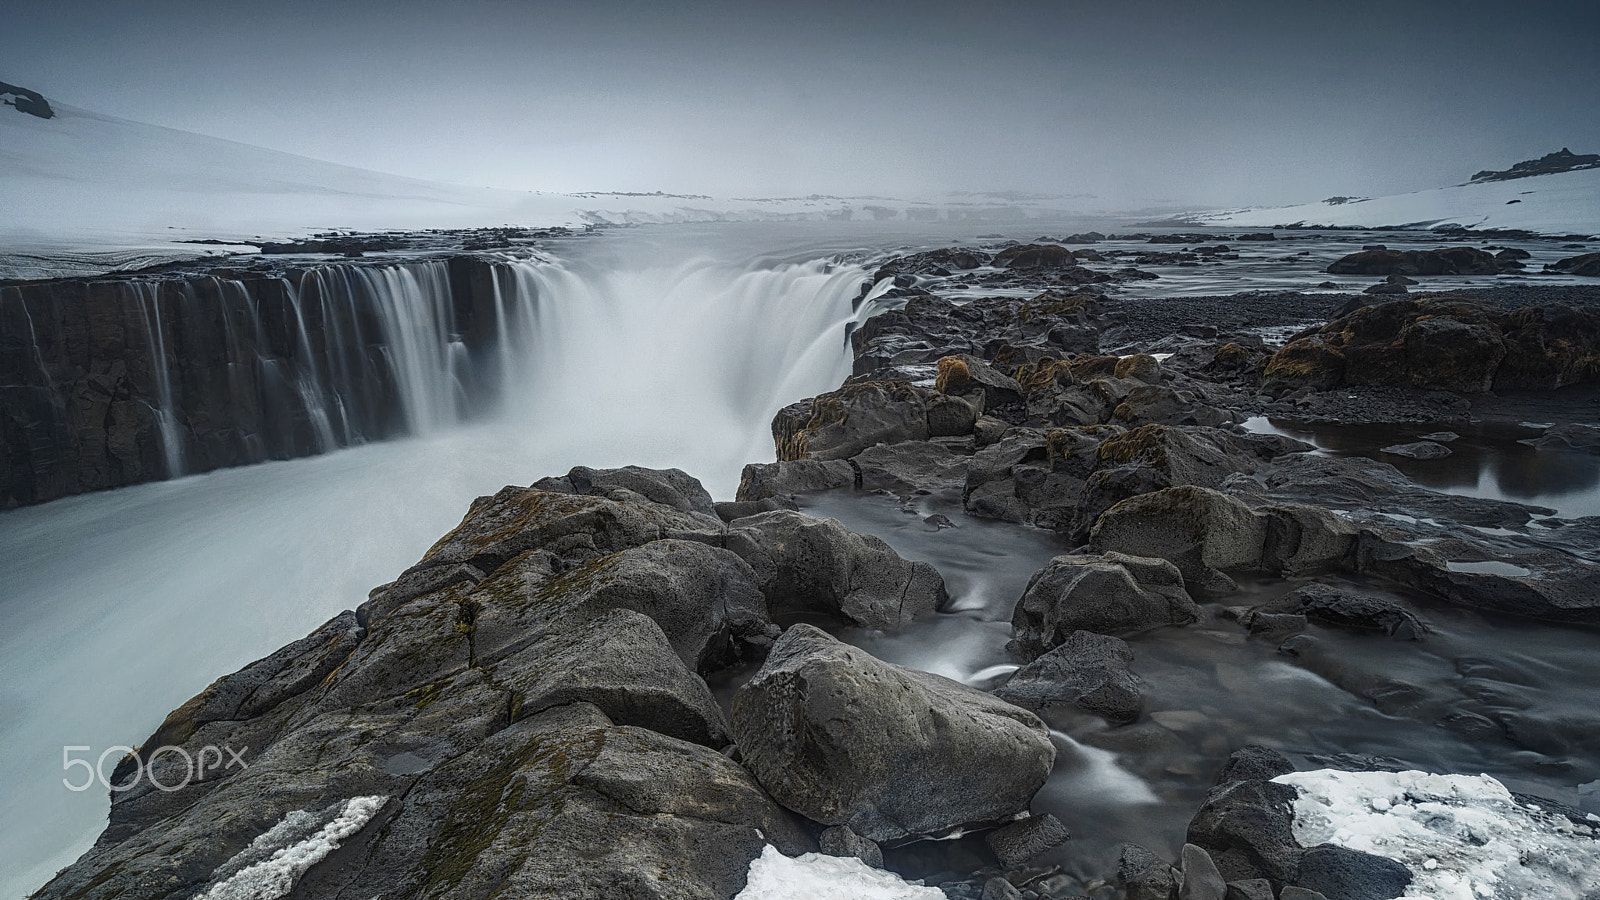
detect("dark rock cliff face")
[0,256,511,508]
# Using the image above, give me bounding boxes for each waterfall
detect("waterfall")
[0,237,877,900]
[128,282,186,477]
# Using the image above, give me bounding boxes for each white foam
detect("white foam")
[734,845,944,900]
[197,795,389,900]
[1274,769,1600,900]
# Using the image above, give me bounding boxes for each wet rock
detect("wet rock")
[772,381,940,461]
[1417,431,1459,442]
[1216,746,1295,786]
[1260,584,1429,639]
[987,813,1071,869]
[1090,487,1268,596]
[531,464,718,516]
[1186,778,1304,887]
[853,439,969,495]
[1362,282,1407,296]
[819,824,884,867]
[725,509,946,629]
[1010,553,1200,654]
[937,353,1026,413]
[1325,247,1503,276]
[1279,890,1331,900]
[1523,422,1600,452]
[732,624,1055,842]
[713,496,798,522]
[1118,842,1180,900]
[737,457,856,501]
[1545,251,1600,276]
[1264,299,1600,394]
[982,876,1024,900]
[1224,880,1275,900]
[994,244,1081,268]
[1180,843,1227,900]
[1292,844,1411,900]
[1379,440,1450,459]
[1260,504,1359,576]
[1494,303,1600,389]
[483,607,732,746]
[995,630,1143,723]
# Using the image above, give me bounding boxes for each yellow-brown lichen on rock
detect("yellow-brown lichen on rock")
[935,355,972,393]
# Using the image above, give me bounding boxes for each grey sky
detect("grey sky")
[5,0,1598,208]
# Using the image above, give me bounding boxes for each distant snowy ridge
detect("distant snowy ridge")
[0,94,1090,254]
[1194,167,1600,235]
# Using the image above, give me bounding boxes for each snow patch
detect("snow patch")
[1274,769,1600,900]
[1194,167,1600,235]
[734,845,944,900]
[196,795,389,900]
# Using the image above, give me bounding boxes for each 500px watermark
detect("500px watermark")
[63,745,248,793]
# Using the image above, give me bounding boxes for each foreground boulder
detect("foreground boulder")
[732,624,1055,842]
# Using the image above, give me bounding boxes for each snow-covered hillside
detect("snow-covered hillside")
[0,96,1082,269]
[1197,167,1600,235]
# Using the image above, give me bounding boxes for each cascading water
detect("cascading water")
[0,236,875,900]
[128,281,186,477]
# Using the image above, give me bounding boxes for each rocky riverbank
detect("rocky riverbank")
[34,233,1600,900]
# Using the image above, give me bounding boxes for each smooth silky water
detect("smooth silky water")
[796,492,1600,885]
[5,221,1598,896]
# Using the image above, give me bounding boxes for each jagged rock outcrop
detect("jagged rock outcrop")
[40,469,981,900]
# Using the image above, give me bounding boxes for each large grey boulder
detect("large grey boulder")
[737,458,856,501]
[1091,487,1268,596]
[772,381,937,461]
[732,624,1055,842]
[726,510,946,629]
[1010,552,1200,656]
[995,630,1143,723]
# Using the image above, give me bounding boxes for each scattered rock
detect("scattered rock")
[819,824,884,867]
[1293,844,1412,900]
[1119,842,1181,900]
[1378,440,1451,459]
[1180,843,1228,900]
[986,813,1071,869]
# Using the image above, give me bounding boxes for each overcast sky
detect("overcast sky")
[5,0,1599,209]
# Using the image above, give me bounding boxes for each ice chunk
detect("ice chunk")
[1275,769,1600,900]
[735,845,944,899]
